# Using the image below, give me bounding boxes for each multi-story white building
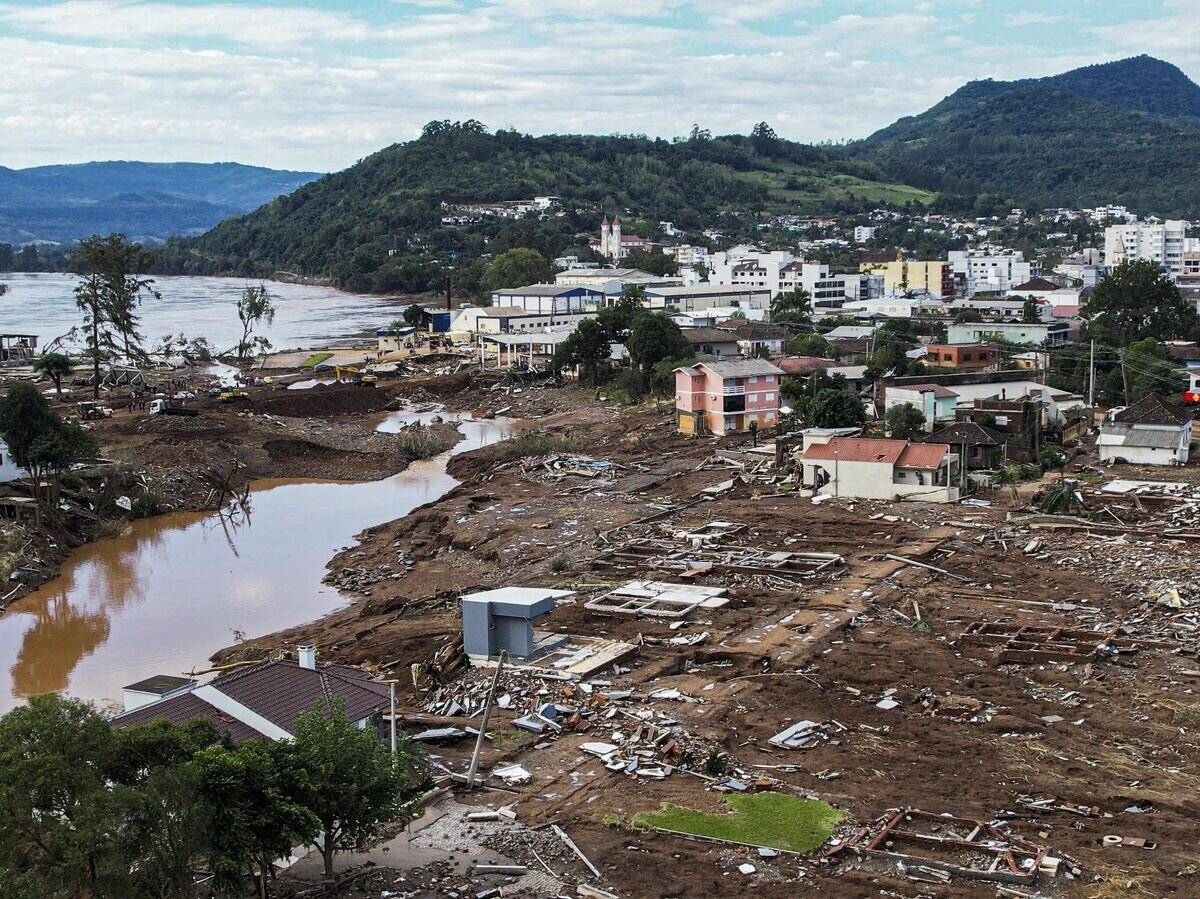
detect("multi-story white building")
[948,250,1038,295]
[1104,220,1197,275]
[853,225,877,243]
[708,248,879,311]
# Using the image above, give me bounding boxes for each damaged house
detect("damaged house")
[1097,395,1193,465]
[799,437,960,502]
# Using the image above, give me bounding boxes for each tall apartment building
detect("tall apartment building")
[947,250,1038,295]
[708,248,880,312]
[862,259,955,298]
[1103,220,1196,275]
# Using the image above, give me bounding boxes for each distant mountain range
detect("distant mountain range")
[0,161,321,245]
[851,55,1200,215]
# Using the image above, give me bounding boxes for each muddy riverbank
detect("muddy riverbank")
[0,406,504,712]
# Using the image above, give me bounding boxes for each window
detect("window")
[749,375,758,384]
[749,394,759,402]
[766,392,775,401]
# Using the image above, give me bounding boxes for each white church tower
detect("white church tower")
[599,216,623,260]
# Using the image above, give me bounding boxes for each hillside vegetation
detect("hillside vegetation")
[164,121,930,291]
[854,55,1200,216]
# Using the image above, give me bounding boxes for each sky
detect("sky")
[1,0,1197,172]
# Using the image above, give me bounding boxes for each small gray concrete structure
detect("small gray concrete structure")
[461,587,575,660]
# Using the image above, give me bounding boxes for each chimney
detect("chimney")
[298,644,317,670]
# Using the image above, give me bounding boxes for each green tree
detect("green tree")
[650,354,695,402]
[195,741,317,898]
[0,382,97,512]
[402,303,431,330]
[552,318,611,385]
[810,387,866,428]
[953,308,983,324]
[1124,337,1185,402]
[0,695,131,897]
[624,249,679,277]
[74,235,160,397]
[288,699,405,878]
[595,289,644,343]
[1021,294,1040,324]
[32,352,73,398]
[885,402,927,439]
[1084,259,1199,346]
[627,312,690,373]
[772,287,812,321]
[479,248,551,293]
[236,284,276,360]
[787,333,836,358]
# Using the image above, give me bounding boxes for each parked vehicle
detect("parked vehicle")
[149,399,199,417]
[219,389,250,403]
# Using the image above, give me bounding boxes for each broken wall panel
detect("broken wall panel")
[585,580,729,619]
[832,809,1048,886]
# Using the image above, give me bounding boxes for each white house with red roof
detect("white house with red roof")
[800,437,959,502]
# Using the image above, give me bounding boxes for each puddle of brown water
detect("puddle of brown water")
[0,413,513,713]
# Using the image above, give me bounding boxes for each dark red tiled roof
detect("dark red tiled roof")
[110,660,389,743]
[111,691,264,743]
[1112,394,1193,427]
[213,660,389,734]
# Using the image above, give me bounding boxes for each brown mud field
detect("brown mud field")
[190,373,1200,898]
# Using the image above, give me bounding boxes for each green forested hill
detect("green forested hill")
[167,122,930,292]
[855,55,1200,215]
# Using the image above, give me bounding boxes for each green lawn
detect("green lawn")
[632,792,844,853]
[733,161,935,209]
[299,352,334,368]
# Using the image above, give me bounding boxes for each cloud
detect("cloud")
[0,0,372,50]
[1005,11,1066,27]
[0,0,1178,171]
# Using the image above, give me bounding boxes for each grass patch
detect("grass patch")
[632,792,844,854]
[393,422,457,460]
[299,352,333,368]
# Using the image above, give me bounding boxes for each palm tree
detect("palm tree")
[772,287,812,320]
[994,464,1024,506]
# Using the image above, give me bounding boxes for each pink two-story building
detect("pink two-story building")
[675,359,784,436]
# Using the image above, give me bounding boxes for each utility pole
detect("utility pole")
[1088,339,1095,408]
[1119,347,1129,406]
[463,650,507,789]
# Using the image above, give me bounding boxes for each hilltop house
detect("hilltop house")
[799,437,960,502]
[675,359,783,436]
[1098,395,1193,465]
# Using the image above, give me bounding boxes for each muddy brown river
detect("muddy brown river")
[0,413,513,713]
